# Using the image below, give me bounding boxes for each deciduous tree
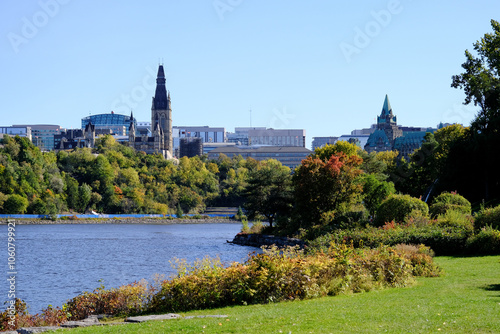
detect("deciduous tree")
[292,152,363,231]
[243,159,292,228]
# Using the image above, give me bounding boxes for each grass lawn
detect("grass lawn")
[51,255,500,333]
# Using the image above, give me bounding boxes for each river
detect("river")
[1,222,257,314]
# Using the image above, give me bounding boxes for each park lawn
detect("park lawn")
[51,255,500,334]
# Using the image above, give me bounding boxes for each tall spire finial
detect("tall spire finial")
[382,94,392,116]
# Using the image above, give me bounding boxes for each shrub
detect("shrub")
[146,244,440,314]
[434,209,474,233]
[429,192,471,217]
[3,245,441,329]
[241,219,250,233]
[330,209,369,230]
[466,227,500,255]
[374,194,429,227]
[309,223,472,256]
[64,281,149,320]
[0,299,67,331]
[248,220,265,234]
[474,205,500,231]
[235,206,247,221]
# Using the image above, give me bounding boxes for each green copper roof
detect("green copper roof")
[377,94,397,124]
[382,94,392,116]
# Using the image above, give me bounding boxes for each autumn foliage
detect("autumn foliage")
[292,152,363,231]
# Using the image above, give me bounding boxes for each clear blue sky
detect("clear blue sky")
[1,0,497,148]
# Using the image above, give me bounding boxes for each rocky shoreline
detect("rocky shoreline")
[228,233,306,249]
[1,218,240,225]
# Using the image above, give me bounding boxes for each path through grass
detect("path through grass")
[52,256,500,333]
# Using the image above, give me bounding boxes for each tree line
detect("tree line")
[0,134,254,215]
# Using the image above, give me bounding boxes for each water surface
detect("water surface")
[1,223,256,313]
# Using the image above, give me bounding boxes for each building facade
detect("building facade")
[0,126,32,140]
[173,126,225,156]
[208,145,311,169]
[13,124,60,151]
[82,112,136,135]
[311,136,339,150]
[248,128,306,147]
[365,95,436,159]
[179,137,203,158]
[226,127,265,146]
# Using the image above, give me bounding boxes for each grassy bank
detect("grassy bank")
[49,255,500,333]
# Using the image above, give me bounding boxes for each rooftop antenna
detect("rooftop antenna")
[249,108,252,128]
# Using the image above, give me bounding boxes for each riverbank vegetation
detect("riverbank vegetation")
[4,256,499,333]
[0,242,441,331]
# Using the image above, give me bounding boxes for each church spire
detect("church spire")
[153,65,168,110]
[151,63,173,157]
[377,94,396,125]
[381,94,392,117]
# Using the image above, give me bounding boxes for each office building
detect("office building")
[13,124,60,151]
[208,145,311,169]
[248,128,306,147]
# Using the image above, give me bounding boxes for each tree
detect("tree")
[451,19,500,202]
[65,175,79,211]
[361,174,395,217]
[292,152,363,231]
[311,140,360,161]
[3,194,28,214]
[78,183,92,213]
[243,159,293,228]
[396,125,469,199]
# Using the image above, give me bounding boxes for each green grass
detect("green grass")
[51,256,500,333]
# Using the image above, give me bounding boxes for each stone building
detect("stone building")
[127,64,173,158]
[365,95,436,159]
[365,95,403,153]
[79,65,173,158]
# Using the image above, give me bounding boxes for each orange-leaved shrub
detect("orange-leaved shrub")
[0,299,67,331]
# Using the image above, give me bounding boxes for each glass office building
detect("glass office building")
[81,112,136,135]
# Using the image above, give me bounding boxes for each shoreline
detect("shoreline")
[1,217,242,225]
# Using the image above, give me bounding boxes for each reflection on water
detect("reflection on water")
[1,223,257,313]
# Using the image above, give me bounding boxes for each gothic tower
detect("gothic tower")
[128,111,136,147]
[151,64,173,156]
[364,95,403,153]
[376,95,402,145]
[84,122,95,148]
